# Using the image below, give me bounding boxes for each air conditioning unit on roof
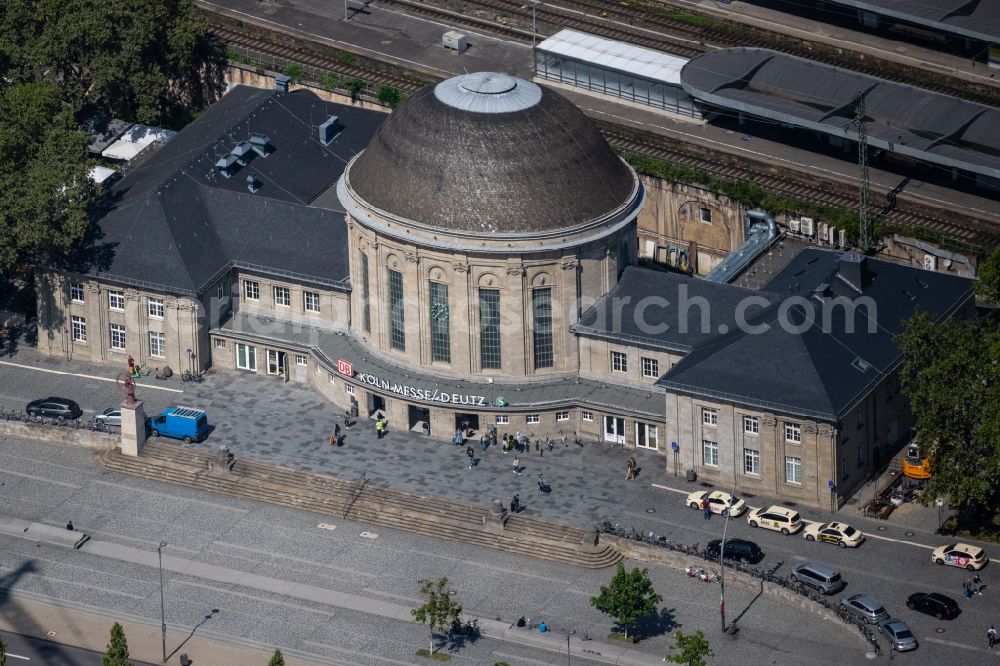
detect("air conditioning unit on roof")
[789,218,801,233]
[800,217,814,237]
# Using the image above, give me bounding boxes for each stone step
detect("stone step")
[96,446,621,569]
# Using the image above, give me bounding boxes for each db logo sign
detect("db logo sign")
[336,358,354,377]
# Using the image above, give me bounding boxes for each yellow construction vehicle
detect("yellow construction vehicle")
[902,442,932,480]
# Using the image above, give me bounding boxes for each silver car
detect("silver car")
[879,619,917,652]
[94,408,122,428]
[839,594,889,624]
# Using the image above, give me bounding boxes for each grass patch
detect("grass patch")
[415,649,451,661]
[609,632,638,644]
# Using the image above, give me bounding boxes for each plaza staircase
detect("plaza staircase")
[96,443,622,569]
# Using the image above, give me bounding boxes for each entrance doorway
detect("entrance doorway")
[604,416,625,445]
[408,405,431,435]
[368,394,385,418]
[455,413,480,436]
[266,350,286,378]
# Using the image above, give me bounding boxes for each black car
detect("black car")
[25,397,82,421]
[706,538,763,563]
[907,592,959,620]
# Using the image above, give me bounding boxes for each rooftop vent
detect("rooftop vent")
[851,357,872,373]
[249,132,271,157]
[231,141,254,166]
[837,252,869,294]
[246,172,261,193]
[215,153,239,178]
[275,74,291,92]
[319,115,340,146]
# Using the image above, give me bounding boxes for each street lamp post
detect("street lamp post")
[521,0,540,48]
[566,629,575,665]
[719,494,733,633]
[157,540,168,663]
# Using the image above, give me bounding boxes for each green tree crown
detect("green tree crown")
[103,622,132,666]
[590,563,662,639]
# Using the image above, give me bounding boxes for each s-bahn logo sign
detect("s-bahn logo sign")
[355,371,487,406]
[336,358,354,377]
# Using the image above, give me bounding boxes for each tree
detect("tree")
[268,648,285,666]
[103,622,132,666]
[377,85,401,108]
[977,246,1000,304]
[896,311,1000,508]
[411,577,462,655]
[665,630,713,666]
[589,562,662,640]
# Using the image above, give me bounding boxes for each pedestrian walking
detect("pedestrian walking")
[988,625,997,649]
[454,428,463,445]
[625,460,635,480]
[964,579,973,599]
[974,573,983,595]
[376,418,384,439]
[702,497,711,520]
[481,433,489,451]
[343,411,351,429]
[335,423,341,439]
[513,456,521,476]
[467,445,475,469]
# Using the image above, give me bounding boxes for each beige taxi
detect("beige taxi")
[746,505,803,535]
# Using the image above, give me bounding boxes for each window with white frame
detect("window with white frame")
[702,408,718,426]
[785,456,802,484]
[244,280,259,301]
[526,414,540,424]
[636,422,658,449]
[70,282,85,303]
[699,207,712,223]
[328,373,335,384]
[71,316,86,342]
[556,411,569,422]
[702,440,719,466]
[108,290,124,311]
[496,415,509,425]
[109,324,126,350]
[743,415,759,435]
[346,385,355,395]
[744,448,760,475]
[148,297,164,319]
[148,331,165,357]
[611,351,627,373]
[215,338,226,349]
[235,343,256,371]
[273,286,290,307]
[785,422,801,443]
[304,291,320,313]
[641,357,659,378]
[295,354,308,366]
[217,282,226,299]
[582,411,593,422]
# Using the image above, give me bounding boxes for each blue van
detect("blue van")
[148,406,209,444]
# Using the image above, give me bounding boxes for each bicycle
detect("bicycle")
[181,369,205,383]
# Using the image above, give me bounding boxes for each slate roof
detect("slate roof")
[347,76,637,234]
[84,85,384,294]
[572,266,782,353]
[656,248,974,421]
[680,48,1000,180]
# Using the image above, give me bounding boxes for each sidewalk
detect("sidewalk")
[0,590,328,666]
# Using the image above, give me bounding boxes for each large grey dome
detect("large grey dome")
[346,72,637,234]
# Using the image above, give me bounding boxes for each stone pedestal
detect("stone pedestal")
[120,400,147,457]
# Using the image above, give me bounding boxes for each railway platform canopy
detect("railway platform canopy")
[534,29,699,117]
[821,0,1000,45]
[680,48,1000,183]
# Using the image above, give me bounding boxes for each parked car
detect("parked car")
[879,619,918,652]
[685,490,747,517]
[803,521,865,548]
[906,592,959,620]
[931,543,988,570]
[705,538,762,564]
[147,406,208,444]
[838,594,888,624]
[94,408,122,428]
[747,505,802,535]
[25,397,82,421]
[791,562,846,595]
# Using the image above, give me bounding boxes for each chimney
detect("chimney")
[275,74,291,92]
[837,252,868,293]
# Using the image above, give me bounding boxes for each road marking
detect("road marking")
[317,523,337,531]
[864,533,935,550]
[650,483,688,495]
[0,360,184,393]
[0,469,82,489]
[6,653,29,661]
[925,637,986,651]
[359,531,378,539]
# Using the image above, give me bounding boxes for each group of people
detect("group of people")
[499,432,534,454]
[964,573,984,599]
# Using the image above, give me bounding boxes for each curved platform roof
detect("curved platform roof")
[823,0,1000,43]
[680,48,1000,180]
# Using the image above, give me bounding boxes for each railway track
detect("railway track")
[381,0,1000,107]
[208,25,426,93]
[600,124,1000,250]
[205,21,997,251]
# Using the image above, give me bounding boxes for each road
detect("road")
[1,349,998,663]
[0,630,156,666]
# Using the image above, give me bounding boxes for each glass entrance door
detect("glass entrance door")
[604,416,625,444]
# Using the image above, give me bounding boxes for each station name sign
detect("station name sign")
[354,371,487,406]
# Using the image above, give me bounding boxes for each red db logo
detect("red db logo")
[336,359,354,376]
